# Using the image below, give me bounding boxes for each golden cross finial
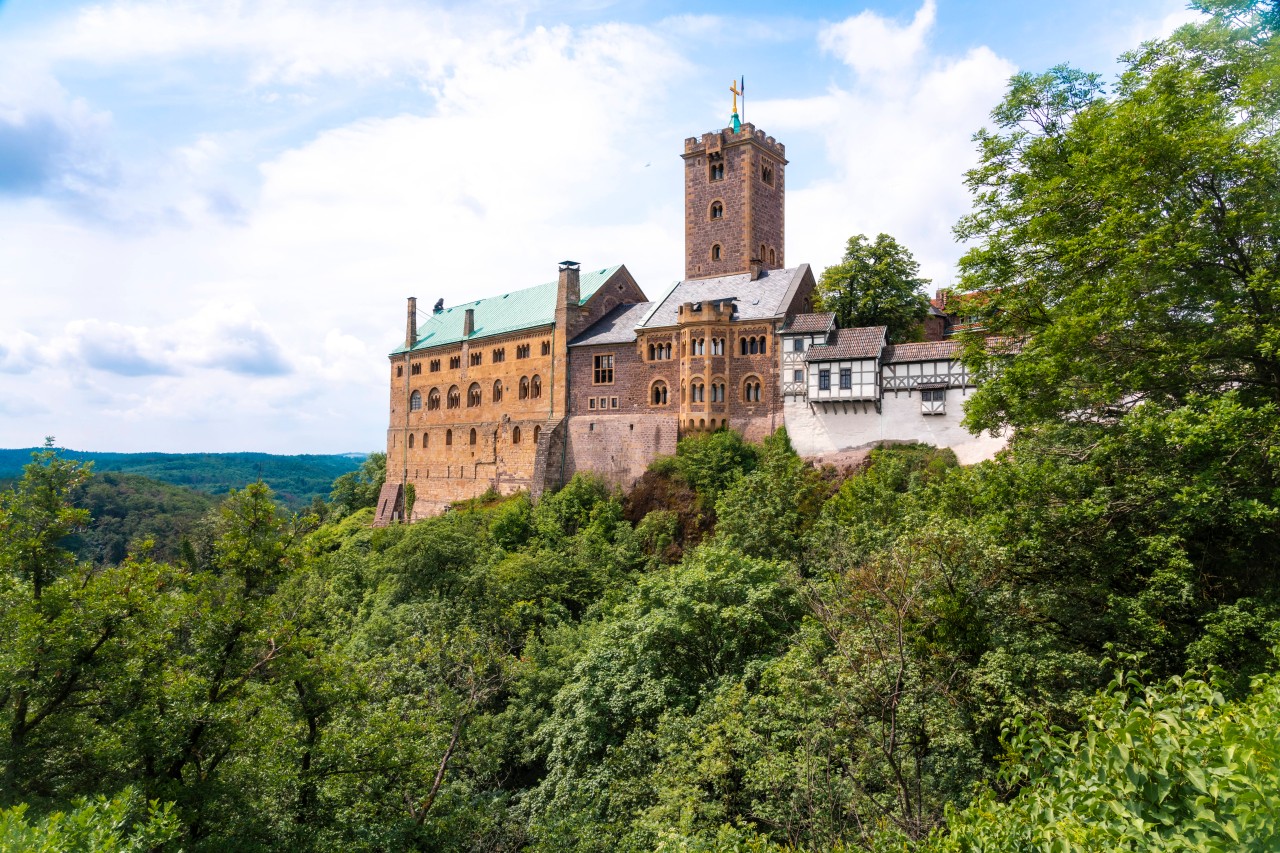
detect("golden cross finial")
[730,79,742,115]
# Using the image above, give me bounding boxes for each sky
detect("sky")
[0,0,1201,454]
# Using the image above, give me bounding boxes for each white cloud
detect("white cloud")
[818,0,936,78]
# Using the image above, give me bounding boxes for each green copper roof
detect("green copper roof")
[392,265,622,355]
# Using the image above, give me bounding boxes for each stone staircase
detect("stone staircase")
[530,416,567,500]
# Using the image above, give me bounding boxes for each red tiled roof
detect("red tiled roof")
[883,341,962,363]
[805,326,886,361]
[783,312,835,333]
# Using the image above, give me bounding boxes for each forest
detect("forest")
[2,2,1278,850]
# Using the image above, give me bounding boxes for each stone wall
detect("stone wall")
[562,414,679,491]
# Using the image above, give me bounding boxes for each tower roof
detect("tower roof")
[391,265,623,354]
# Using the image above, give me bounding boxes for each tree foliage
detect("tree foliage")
[814,233,931,343]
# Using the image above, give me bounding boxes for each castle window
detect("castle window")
[430,359,441,372]
[840,368,852,390]
[693,338,705,355]
[769,248,776,265]
[760,244,766,261]
[447,386,460,409]
[541,341,551,356]
[423,432,429,447]
[519,376,530,399]
[598,396,608,410]
[749,337,758,355]
[468,382,482,407]
[711,338,723,355]
[446,429,453,446]
[742,378,762,402]
[651,381,668,406]
[762,163,773,185]
[709,161,724,181]
[593,354,614,384]
[740,337,748,356]
[691,382,705,403]
[470,352,482,367]
[531,375,542,399]
[711,244,721,262]
[492,348,505,363]
[512,426,521,444]
[589,398,596,410]
[648,343,655,360]
[409,390,422,411]
[611,397,618,409]
[449,355,461,369]
[493,380,503,403]
[758,337,767,355]
[408,433,415,448]
[819,369,831,391]
[710,201,723,220]
[533,425,541,444]
[469,428,477,446]
[411,362,422,375]
[396,365,403,377]
[428,388,441,410]
[516,344,530,359]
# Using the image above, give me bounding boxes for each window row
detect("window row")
[648,342,673,361]
[816,368,866,391]
[401,342,550,377]
[588,396,619,410]
[690,337,726,356]
[407,375,542,411]
[740,335,768,355]
[649,376,762,405]
[404,424,542,449]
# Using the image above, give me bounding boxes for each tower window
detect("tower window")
[769,248,776,265]
[711,244,721,262]
[410,362,421,375]
[762,164,773,184]
[709,160,724,181]
[396,365,403,377]
[710,201,723,220]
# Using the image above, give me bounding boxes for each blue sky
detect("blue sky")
[0,0,1197,453]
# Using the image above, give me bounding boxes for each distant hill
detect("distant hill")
[0,448,366,509]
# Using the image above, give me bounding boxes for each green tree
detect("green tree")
[955,2,1280,434]
[328,452,386,516]
[814,233,931,343]
[0,788,179,852]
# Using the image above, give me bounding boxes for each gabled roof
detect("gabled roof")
[782,312,836,334]
[805,326,887,361]
[639,266,810,329]
[883,341,962,363]
[569,302,654,347]
[392,265,623,354]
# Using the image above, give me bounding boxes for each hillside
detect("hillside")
[0,448,364,508]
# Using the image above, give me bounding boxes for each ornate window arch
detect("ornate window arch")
[447,385,460,409]
[519,376,530,399]
[427,388,441,410]
[650,380,668,406]
[468,382,482,407]
[709,200,724,220]
[742,375,762,402]
[531,374,542,399]
[493,379,503,403]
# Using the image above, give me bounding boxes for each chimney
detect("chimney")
[463,307,475,337]
[558,260,581,307]
[405,297,417,348]
[749,258,762,281]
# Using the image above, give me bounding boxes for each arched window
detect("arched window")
[469,428,477,446]
[648,343,655,360]
[409,390,422,411]
[740,337,748,355]
[711,244,721,262]
[760,243,766,260]
[749,337,758,355]
[493,380,503,403]
[758,336,767,355]
[531,375,542,399]
[519,376,530,399]
[423,432,429,447]
[664,343,671,359]
[743,376,762,402]
[651,381,668,406]
[769,248,776,265]
[710,201,723,220]
[445,429,453,446]
[447,385,460,408]
[533,425,541,444]
[512,426,522,444]
[428,388,441,410]
[408,433,415,448]
[468,382,482,407]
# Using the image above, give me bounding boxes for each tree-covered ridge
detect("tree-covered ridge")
[0,448,365,508]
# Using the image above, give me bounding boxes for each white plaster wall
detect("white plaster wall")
[784,387,1006,464]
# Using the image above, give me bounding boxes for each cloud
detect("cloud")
[818,0,936,78]
[179,305,292,376]
[71,321,177,376]
[765,1,1015,287]
[0,331,45,374]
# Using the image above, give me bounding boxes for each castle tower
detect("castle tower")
[682,106,787,280]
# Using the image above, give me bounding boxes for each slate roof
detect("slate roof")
[883,341,962,363]
[392,265,623,354]
[805,326,887,361]
[638,266,809,329]
[569,302,654,347]
[782,312,836,334]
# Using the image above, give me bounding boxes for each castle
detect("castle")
[375,106,1004,523]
